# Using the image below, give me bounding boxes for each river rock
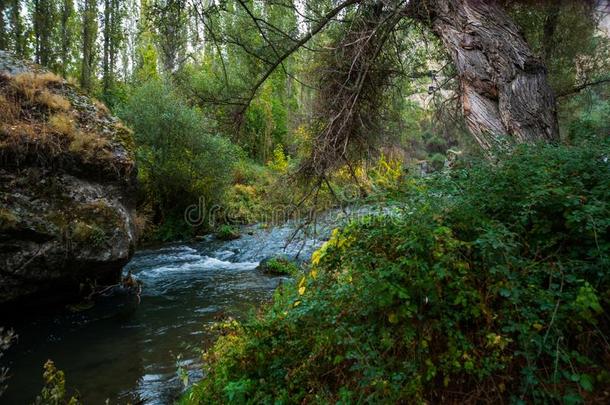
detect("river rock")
[257,256,298,276]
[0,51,138,307]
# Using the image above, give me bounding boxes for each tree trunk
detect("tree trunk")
[103,0,111,94]
[81,0,97,91]
[0,2,7,51]
[60,0,72,76]
[423,0,559,150]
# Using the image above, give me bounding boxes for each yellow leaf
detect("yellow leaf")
[388,313,398,324]
[293,300,301,307]
[311,250,321,266]
[298,286,306,295]
[310,269,318,279]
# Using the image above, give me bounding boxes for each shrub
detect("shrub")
[258,256,299,276]
[428,152,446,172]
[267,144,290,173]
[184,139,610,404]
[118,80,238,240]
[34,360,81,405]
[216,225,241,241]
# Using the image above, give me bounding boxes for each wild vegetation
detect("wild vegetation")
[1,0,609,403]
[184,133,610,403]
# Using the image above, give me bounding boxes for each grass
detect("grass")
[36,90,71,111]
[8,72,70,111]
[0,94,20,122]
[68,131,112,162]
[0,71,122,170]
[0,122,65,163]
[48,113,77,137]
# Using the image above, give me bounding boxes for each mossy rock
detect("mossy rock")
[0,208,19,231]
[257,256,299,276]
[0,52,138,307]
[216,225,241,241]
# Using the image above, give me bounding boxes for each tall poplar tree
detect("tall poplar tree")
[80,0,98,91]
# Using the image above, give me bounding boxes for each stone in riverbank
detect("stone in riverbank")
[257,256,299,276]
[0,51,138,306]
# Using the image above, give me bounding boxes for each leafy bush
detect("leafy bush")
[34,360,80,405]
[567,93,610,143]
[216,225,241,241]
[428,152,446,172]
[184,139,610,404]
[258,257,299,276]
[118,80,238,240]
[267,144,290,173]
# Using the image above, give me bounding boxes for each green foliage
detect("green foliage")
[34,360,80,405]
[509,1,610,98]
[266,144,290,173]
[185,138,610,404]
[119,80,237,240]
[258,257,299,276]
[428,153,446,172]
[216,225,241,241]
[566,92,610,143]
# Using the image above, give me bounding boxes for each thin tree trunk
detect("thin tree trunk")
[422,0,559,150]
[0,2,7,50]
[11,0,26,58]
[103,0,111,95]
[542,1,562,61]
[60,0,71,76]
[81,0,97,91]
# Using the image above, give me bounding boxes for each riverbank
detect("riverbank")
[2,220,331,404]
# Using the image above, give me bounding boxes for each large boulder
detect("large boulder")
[0,51,138,307]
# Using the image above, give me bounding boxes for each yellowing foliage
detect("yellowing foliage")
[266,144,289,173]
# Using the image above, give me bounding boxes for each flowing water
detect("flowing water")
[1,219,342,405]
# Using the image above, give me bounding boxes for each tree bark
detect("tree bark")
[422,0,559,150]
[103,0,111,94]
[81,0,97,91]
[0,2,7,51]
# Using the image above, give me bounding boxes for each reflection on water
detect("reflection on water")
[1,220,334,405]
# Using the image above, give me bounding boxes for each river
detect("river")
[2,220,336,404]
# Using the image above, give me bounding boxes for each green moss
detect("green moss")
[0,208,19,231]
[111,121,136,158]
[70,220,107,246]
[258,256,299,276]
[216,225,241,241]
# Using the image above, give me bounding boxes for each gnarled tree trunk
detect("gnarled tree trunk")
[422,0,559,150]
